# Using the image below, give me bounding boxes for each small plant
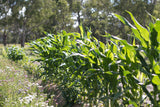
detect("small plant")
[2,47,7,57]
[7,46,25,61]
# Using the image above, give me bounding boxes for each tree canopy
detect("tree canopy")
[0,0,159,46]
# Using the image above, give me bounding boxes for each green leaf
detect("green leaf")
[87,28,92,39]
[150,28,158,47]
[127,11,150,42]
[154,20,160,43]
[153,63,160,74]
[131,28,147,48]
[129,101,138,107]
[104,71,113,75]
[79,25,85,39]
[152,75,160,85]
[113,13,136,29]
[86,57,96,64]
[132,38,136,46]
[123,70,131,76]
[120,40,134,50]
[99,41,105,53]
[68,81,76,88]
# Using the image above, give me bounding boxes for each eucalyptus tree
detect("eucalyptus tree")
[10,0,54,47]
[0,0,13,46]
[110,0,158,40]
[43,0,74,34]
[67,0,84,30]
[153,0,160,18]
[82,0,113,42]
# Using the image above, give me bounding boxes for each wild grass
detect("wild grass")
[0,55,54,107]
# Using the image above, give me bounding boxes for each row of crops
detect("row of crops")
[7,12,160,106]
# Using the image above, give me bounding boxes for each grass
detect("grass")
[0,54,55,107]
[0,44,21,47]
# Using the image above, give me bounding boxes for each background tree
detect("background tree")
[82,0,113,42]
[43,0,74,34]
[0,0,160,45]
[0,0,13,46]
[153,0,160,18]
[67,0,84,32]
[11,0,54,47]
[110,0,158,41]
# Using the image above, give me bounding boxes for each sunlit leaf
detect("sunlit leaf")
[127,11,150,42]
[113,13,136,29]
[152,75,160,85]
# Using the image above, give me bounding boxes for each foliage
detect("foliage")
[113,11,160,106]
[29,26,124,106]
[1,0,159,46]
[7,46,25,61]
[30,11,160,106]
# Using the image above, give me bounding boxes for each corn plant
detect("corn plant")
[113,11,160,106]
[30,28,123,106]
[7,46,25,61]
[30,12,160,106]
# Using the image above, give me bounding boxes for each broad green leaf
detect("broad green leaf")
[68,81,76,88]
[86,57,96,64]
[87,29,92,39]
[154,66,160,74]
[127,49,135,62]
[155,20,160,31]
[113,13,136,29]
[127,11,150,42]
[153,62,160,74]
[123,70,131,76]
[131,28,147,48]
[104,71,113,75]
[120,40,134,50]
[106,50,114,60]
[152,75,160,85]
[154,20,160,43]
[79,25,85,39]
[129,101,138,107]
[63,36,69,46]
[99,41,105,53]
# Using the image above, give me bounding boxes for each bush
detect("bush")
[7,46,25,61]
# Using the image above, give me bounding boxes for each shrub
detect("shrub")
[7,46,25,61]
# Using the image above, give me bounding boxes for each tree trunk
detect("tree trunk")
[77,11,81,33]
[3,30,7,47]
[21,32,26,47]
[21,21,26,47]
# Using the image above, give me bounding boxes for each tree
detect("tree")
[11,0,54,47]
[111,0,158,40]
[67,0,84,32]
[43,0,74,34]
[82,0,113,42]
[0,0,13,46]
[153,0,160,18]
